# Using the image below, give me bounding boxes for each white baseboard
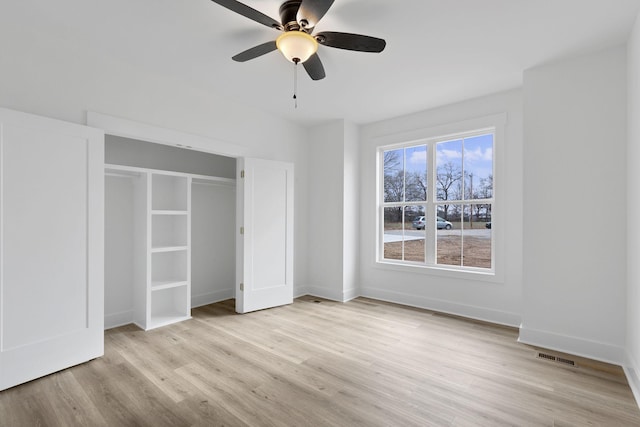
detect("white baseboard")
[625,366,640,408]
[294,285,311,298]
[306,286,345,302]
[343,287,359,302]
[302,286,361,303]
[105,310,134,330]
[303,286,520,325]
[624,351,640,409]
[192,289,234,308]
[518,325,625,366]
[360,287,521,327]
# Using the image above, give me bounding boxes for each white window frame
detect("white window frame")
[375,113,506,280]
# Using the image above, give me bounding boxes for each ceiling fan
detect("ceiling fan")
[210,0,387,81]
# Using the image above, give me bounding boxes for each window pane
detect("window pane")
[436,206,461,266]
[383,207,404,260]
[436,202,460,224]
[464,134,493,200]
[405,145,427,202]
[404,206,425,262]
[462,204,492,269]
[436,140,463,202]
[383,207,427,262]
[383,149,404,203]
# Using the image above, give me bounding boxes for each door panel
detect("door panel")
[236,158,293,313]
[0,108,104,391]
[251,166,287,289]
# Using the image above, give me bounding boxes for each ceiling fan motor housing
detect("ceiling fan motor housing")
[279,0,305,31]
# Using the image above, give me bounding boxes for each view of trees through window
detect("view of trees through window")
[381,132,494,270]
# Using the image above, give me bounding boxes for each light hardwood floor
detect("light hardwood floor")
[1,296,639,426]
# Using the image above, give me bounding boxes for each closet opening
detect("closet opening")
[104,135,237,330]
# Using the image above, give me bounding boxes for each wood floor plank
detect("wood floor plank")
[108,331,195,403]
[1,296,639,426]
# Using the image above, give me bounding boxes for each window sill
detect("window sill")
[374,260,504,284]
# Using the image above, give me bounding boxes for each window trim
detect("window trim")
[375,113,506,281]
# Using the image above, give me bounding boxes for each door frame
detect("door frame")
[87,112,249,159]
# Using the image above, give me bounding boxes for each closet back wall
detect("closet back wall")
[105,136,236,329]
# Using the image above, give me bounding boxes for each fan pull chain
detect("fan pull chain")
[293,59,299,109]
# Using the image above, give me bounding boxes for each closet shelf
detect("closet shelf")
[105,168,141,179]
[105,164,235,186]
[192,176,236,187]
[152,210,188,216]
[151,280,189,291]
[151,245,188,253]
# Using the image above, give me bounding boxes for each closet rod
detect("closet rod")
[192,180,236,188]
[106,171,141,179]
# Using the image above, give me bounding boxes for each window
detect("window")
[379,129,494,272]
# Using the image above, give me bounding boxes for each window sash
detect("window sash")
[383,199,493,208]
[378,130,495,273]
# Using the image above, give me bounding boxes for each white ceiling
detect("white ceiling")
[5,0,640,126]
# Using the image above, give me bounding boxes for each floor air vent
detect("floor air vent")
[537,352,577,367]
[556,357,576,366]
[538,352,556,361]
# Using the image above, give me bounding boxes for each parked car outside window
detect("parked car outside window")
[411,216,453,230]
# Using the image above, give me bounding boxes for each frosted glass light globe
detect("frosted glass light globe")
[276,31,318,63]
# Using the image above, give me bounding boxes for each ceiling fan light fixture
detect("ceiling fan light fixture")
[276,31,318,63]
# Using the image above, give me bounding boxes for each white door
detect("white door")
[0,108,104,391]
[236,158,294,313]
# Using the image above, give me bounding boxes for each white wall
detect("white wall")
[359,89,524,326]
[521,46,627,364]
[306,121,346,300]
[306,120,361,301]
[0,23,310,295]
[626,12,640,399]
[343,122,360,300]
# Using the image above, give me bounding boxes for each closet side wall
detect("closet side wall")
[105,175,136,328]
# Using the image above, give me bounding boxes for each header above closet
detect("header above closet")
[106,135,236,179]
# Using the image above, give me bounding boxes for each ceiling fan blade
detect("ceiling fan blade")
[316,31,386,52]
[297,0,335,29]
[232,41,278,62]
[210,0,282,30]
[303,53,326,80]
